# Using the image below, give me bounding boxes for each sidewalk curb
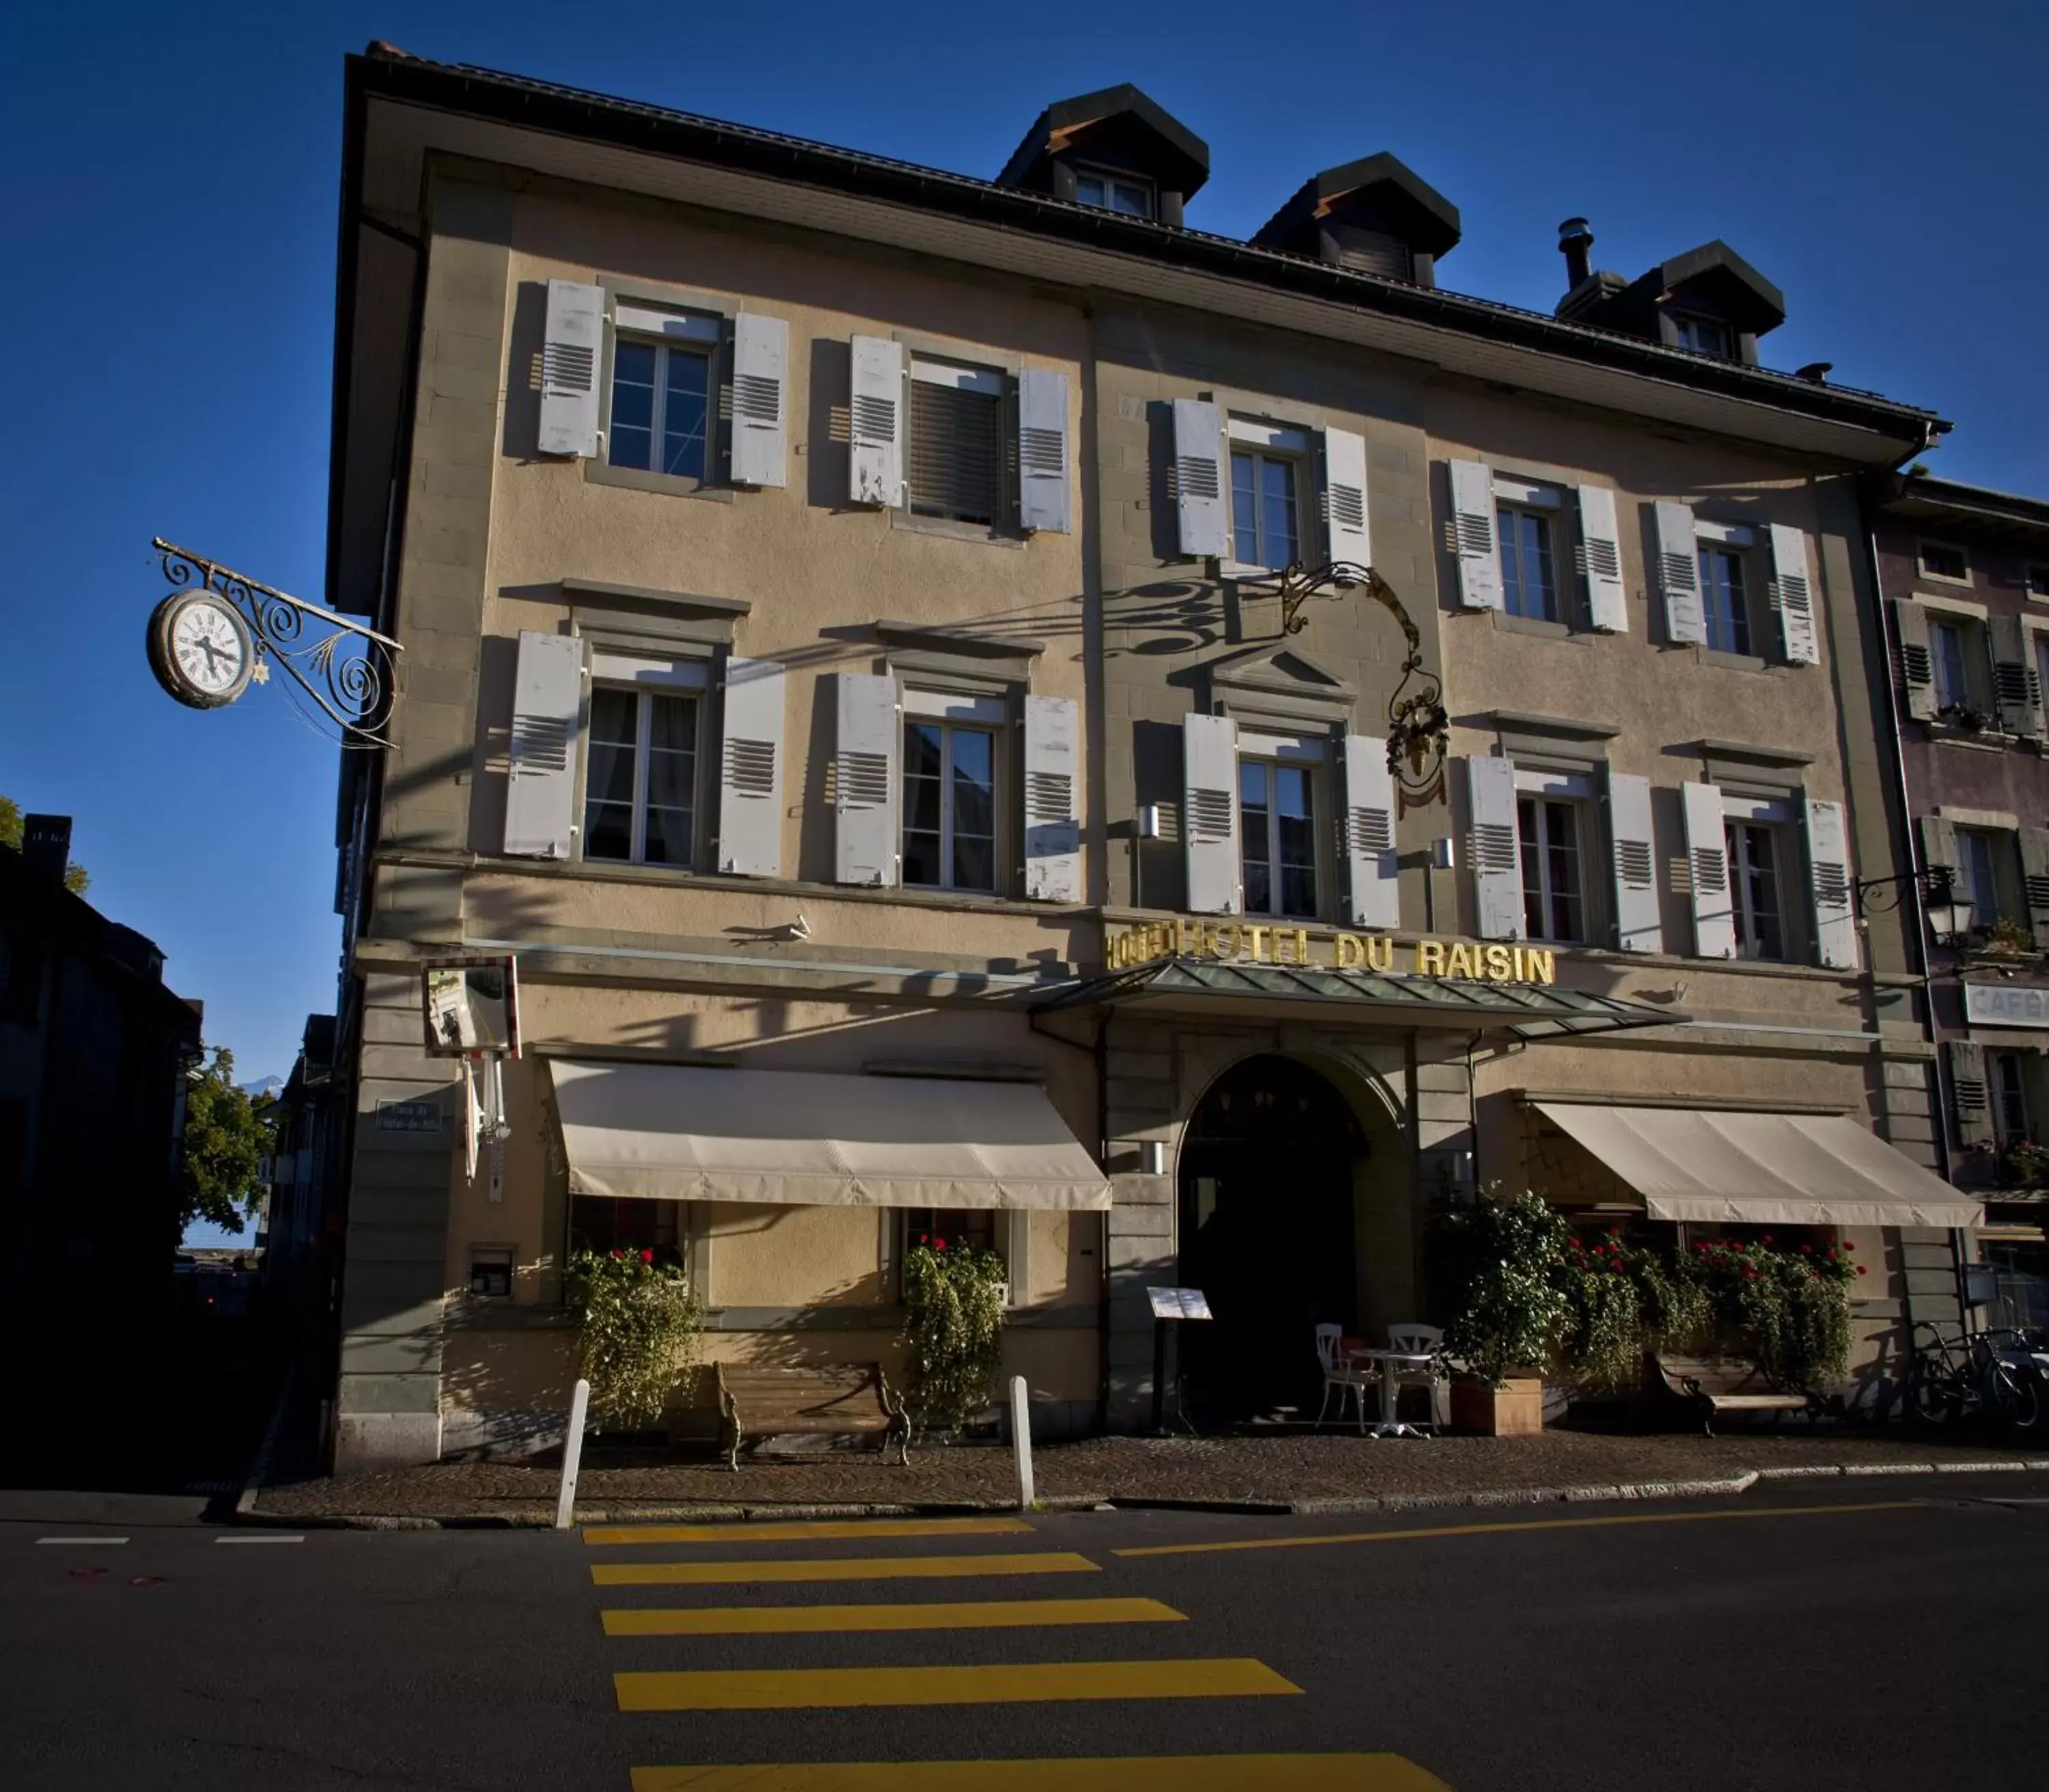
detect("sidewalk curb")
[232,1358,299,1522]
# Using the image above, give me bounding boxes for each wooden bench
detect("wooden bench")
[715,1362,910,1469]
[1653,1354,1815,1437]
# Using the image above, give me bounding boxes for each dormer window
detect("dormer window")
[1671,313,1734,359]
[1075,167,1154,219]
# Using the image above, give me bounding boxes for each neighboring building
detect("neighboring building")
[322,47,1975,1468]
[0,821,204,1483]
[1869,475,2049,1328]
[260,1014,347,1347]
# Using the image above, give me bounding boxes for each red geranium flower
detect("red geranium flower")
[1800,1244,1812,1255]
[640,1249,655,1263]
[1856,1265,1867,1276]
[933,1237,947,1250]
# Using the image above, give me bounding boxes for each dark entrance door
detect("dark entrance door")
[1176,1054,1365,1420]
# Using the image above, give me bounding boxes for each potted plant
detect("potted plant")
[899,1232,1009,1440]
[1995,1138,2049,1190]
[1971,915,2039,960]
[1936,700,1993,735]
[565,1248,703,1433]
[1426,1186,1572,1435]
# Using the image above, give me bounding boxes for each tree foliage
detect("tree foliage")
[0,796,89,895]
[899,1236,1009,1438]
[566,1248,702,1430]
[180,1047,274,1234]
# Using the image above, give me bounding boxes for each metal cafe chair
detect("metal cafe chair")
[1315,1323,1379,1433]
[1386,1323,1451,1431]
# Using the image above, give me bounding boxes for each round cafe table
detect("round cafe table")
[1342,1347,1439,1438]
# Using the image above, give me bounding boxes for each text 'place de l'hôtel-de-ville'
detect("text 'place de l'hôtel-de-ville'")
[310,43,2018,1470]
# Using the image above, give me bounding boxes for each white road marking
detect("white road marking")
[215,1534,305,1544]
[37,1536,129,1545]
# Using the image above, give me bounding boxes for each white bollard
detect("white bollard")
[1009,1374,1034,1511]
[555,1378,591,1530]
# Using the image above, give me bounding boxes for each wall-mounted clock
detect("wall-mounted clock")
[146,589,256,710]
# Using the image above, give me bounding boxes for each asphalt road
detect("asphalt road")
[5,1474,2048,1791]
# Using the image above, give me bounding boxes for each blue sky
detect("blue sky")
[2,2,2043,1241]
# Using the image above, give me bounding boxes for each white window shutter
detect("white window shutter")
[2020,826,2049,940]
[716,657,785,877]
[1804,798,1858,971]
[1767,524,1820,665]
[1576,484,1629,634]
[1022,695,1081,901]
[834,673,900,887]
[1681,781,1735,958]
[1989,613,2044,737]
[1182,711,1240,914]
[729,312,788,488]
[1017,368,1072,535]
[849,335,904,506]
[1447,459,1503,611]
[1949,1041,1994,1150]
[1891,598,1938,722]
[1172,399,1228,559]
[1605,769,1662,953]
[538,279,603,458]
[1322,428,1372,569]
[1342,734,1399,930]
[1466,755,1522,941]
[503,630,583,858]
[1655,501,1707,645]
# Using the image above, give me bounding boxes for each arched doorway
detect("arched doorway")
[1175,1054,1371,1420]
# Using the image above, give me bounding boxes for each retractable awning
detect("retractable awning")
[546,1061,1111,1212]
[1532,1102,1983,1230]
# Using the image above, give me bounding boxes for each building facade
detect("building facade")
[324,48,1975,1468]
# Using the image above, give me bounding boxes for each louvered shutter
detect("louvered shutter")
[1891,598,1938,721]
[1342,733,1399,930]
[1447,460,1503,611]
[1654,501,1707,645]
[848,335,904,505]
[1989,613,2044,737]
[1919,813,1959,909]
[1577,485,1629,634]
[1017,368,1071,535]
[503,630,583,858]
[1182,711,1240,914]
[716,658,785,877]
[834,673,900,888]
[1322,428,1372,569]
[1172,399,1228,559]
[1022,695,1081,902]
[538,279,603,458]
[1466,755,1522,941]
[2018,826,2049,942]
[1605,769,1662,953]
[1949,1041,1994,1150]
[728,313,787,488]
[1804,798,1858,970]
[1681,781,1735,958]
[1768,524,1820,665]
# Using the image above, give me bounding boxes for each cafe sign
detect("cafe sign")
[1964,982,2049,1029]
[1109,916,1558,985]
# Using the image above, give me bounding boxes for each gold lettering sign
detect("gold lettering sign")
[1106,917,1554,985]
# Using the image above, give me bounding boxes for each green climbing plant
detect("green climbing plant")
[899,1234,1008,1438]
[565,1248,703,1430]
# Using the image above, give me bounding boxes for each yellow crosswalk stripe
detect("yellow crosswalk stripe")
[1113,1498,1923,1558]
[592,1551,1098,1587]
[614,1657,1302,1711]
[630,1754,1451,1790]
[602,1596,1185,1636]
[585,1516,1033,1546]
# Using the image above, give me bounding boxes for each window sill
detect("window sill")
[1695,648,1782,674]
[1489,612,1584,643]
[583,458,735,504]
[891,509,1027,550]
[1929,725,2015,753]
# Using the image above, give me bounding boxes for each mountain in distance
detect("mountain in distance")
[239,1075,285,1102]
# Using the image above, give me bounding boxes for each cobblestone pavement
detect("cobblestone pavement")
[251,1425,2049,1523]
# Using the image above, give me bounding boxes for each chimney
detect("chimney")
[22,814,72,890]
[1558,217,1593,290]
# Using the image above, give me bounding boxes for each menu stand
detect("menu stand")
[1146,1286,1212,1436]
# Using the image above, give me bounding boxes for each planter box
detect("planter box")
[1450,1375,1545,1436]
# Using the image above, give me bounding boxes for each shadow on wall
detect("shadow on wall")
[501,281,546,463]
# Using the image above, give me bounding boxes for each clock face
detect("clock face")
[147,590,256,710]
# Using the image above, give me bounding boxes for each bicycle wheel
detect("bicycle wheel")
[1994,1362,2044,1433]
[1907,1358,1959,1426]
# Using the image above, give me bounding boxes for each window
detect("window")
[1919,541,1970,585]
[1929,617,1974,710]
[1957,827,2007,925]
[2035,634,2049,716]
[1498,506,1558,621]
[1699,545,1751,655]
[1671,313,1735,358]
[607,331,711,481]
[1074,168,1154,219]
[2028,565,2049,602]
[1239,756,1318,917]
[583,677,700,867]
[906,1208,999,1259]
[1725,821,1783,960]
[903,714,998,893]
[1231,450,1300,570]
[1518,797,1584,942]
[907,357,1004,525]
[468,1250,513,1300]
[1992,1051,2031,1147]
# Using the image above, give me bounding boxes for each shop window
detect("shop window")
[569,1195,684,1269]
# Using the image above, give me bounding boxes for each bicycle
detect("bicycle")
[1907,1321,2044,1432]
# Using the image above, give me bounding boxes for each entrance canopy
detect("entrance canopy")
[546,1060,1111,1212]
[1532,1102,1983,1229]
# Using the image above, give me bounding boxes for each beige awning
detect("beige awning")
[1533,1102,1983,1230]
[546,1060,1111,1212]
